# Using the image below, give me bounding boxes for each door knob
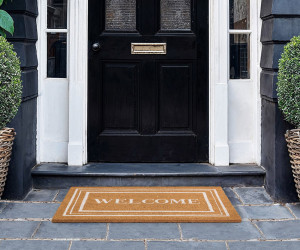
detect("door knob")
[92,42,101,52]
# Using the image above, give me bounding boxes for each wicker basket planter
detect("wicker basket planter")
[0,128,16,199]
[285,129,300,199]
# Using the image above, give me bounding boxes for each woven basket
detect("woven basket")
[0,128,16,199]
[285,129,300,200]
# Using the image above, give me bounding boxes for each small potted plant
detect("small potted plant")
[277,35,300,199]
[0,1,22,198]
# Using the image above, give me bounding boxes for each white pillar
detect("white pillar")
[68,0,88,165]
[209,0,230,166]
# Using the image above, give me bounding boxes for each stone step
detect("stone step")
[32,163,265,189]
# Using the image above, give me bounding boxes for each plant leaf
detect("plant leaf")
[0,9,14,35]
[0,0,3,7]
[0,27,6,37]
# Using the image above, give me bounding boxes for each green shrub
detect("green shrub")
[277,35,300,128]
[0,36,22,129]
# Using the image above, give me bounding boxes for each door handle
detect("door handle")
[92,42,101,52]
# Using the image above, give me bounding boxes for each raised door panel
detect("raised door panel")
[101,63,139,133]
[159,63,193,131]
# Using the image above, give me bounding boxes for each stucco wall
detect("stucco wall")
[2,0,38,199]
[261,0,300,202]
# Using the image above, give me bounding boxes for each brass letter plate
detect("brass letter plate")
[131,43,167,54]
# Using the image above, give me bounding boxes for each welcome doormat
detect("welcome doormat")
[52,187,241,223]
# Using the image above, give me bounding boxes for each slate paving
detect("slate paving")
[24,189,59,202]
[232,187,274,205]
[0,240,70,250]
[287,203,300,218]
[34,222,107,239]
[54,189,69,202]
[0,187,299,250]
[223,187,242,205]
[0,203,6,212]
[109,223,181,240]
[236,204,295,220]
[180,222,262,240]
[0,203,60,219]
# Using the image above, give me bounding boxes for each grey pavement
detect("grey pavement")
[287,203,300,218]
[0,187,299,250]
[24,189,59,202]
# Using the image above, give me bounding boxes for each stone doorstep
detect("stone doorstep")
[31,163,266,189]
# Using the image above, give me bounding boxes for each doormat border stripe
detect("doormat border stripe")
[53,187,241,223]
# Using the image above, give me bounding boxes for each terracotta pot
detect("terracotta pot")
[0,128,16,199]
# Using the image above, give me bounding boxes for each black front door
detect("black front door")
[88,0,208,162]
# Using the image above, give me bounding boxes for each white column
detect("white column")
[209,0,230,166]
[68,0,88,165]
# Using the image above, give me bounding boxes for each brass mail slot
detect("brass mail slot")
[131,43,167,54]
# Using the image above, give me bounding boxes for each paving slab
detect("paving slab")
[24,189,59,202]
[0,203,6,213]
[223,187,241,205]
[287,203,300,218]
[55,189,69,202]
[233,206,249,221]
[237,205,294,220]
[0,240,70,250]
[71,241,145,250]
[180,222,262,240]
[0,221,39,238]
[147,241,227,250]
[0,203,60,219]
[34,222,107,239]
[256,220,300,239]
[228,241,300,250]
[233,187,274,204]
[109,223,180,240]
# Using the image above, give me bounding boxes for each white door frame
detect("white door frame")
[67,0,230,166]
[38,0,261,166]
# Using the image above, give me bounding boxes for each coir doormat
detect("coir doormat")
[52,187,241,223]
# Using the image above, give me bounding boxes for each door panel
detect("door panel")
[97,135,197,162]
[88,0,208,162]
[159,63,192,130]
[102,63,139,131]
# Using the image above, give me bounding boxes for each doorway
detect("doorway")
[88,0,209,162]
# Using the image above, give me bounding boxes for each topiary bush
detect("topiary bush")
[0,36,22,129]
[277,35,300,128]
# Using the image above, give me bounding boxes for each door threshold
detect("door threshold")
[32,163,265,189]
[32,163,265,177]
